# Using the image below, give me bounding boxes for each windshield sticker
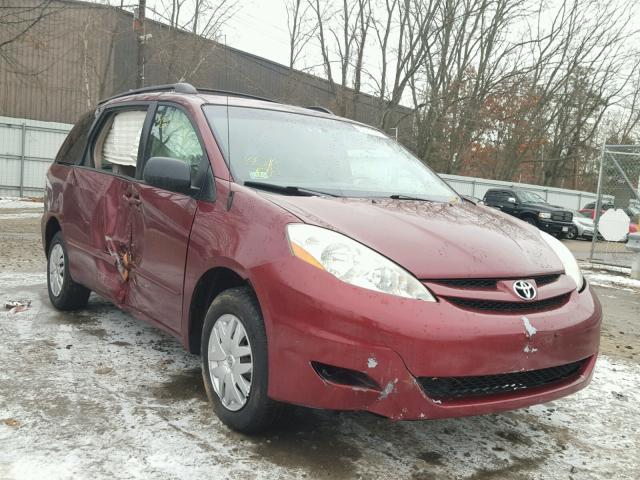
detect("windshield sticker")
[247,156,275,180]
[352,125,388,138]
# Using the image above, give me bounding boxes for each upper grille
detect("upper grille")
[444,293,570,314]
[551,211,573,222]
[431,274,560,290]
[418,359,586,401]
[534,274,561,286]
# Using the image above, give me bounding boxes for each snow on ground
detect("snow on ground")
[0,213,42,220]
[585,273,640,291]
[581,264,640,291]
[0,198,43,210]
[0,273,638,480]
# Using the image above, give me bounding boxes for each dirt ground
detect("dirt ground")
[1,203,639,480]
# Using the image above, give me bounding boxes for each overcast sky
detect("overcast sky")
[223,0,292,66]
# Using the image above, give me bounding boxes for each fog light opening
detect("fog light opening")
[311,361,380,390]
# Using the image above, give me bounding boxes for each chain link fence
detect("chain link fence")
[589,145,640,268]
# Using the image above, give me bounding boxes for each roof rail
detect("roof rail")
[98,82,197,104]
[195,88,275,103]
[305,106,334,115]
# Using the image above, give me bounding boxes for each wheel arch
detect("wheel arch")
[187,266,257,354]
[44,216,62,257]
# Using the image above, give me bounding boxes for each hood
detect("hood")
[262,194,564,279]
[574,216,594,226]
[522,202,567,213]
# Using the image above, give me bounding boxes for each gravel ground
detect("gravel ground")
[1,203,639,480]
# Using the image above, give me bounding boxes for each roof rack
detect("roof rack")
[305,106,334,115]
[99,82,277,105]
[99,84,333,113]
[98,83,197,104]
[195,88,275,103]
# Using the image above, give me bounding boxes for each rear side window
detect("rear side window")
[93,109,147,178]
[485,191,510,203]
[54,109,95,165]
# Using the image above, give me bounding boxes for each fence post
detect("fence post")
[590,144,607,263]
[19,122,26,198]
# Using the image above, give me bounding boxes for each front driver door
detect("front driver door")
[126,103,210,334]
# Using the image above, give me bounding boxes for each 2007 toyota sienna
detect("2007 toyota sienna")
[42,83,601,433]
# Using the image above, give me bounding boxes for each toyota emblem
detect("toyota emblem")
[513,280,537,300]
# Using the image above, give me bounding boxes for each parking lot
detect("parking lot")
[1,200,639,480]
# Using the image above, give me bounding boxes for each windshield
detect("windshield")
[516,190,546,203]
[203,105,458,201]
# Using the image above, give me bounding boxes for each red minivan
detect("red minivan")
[42,84,601,432]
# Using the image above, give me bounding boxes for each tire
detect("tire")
[523,216,538,227]
[564,226,578,240]
[47,232,91,310]
[201,286,284,433]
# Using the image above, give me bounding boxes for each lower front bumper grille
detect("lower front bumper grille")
[418,359,587,401]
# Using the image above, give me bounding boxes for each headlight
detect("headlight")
[538,212,552,219]
[539,231,583,289]
[286,224,435,301]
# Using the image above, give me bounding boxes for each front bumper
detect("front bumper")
[251,258,601,420]
[538,220,574,235]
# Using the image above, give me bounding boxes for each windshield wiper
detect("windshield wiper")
[389,194,433,202]
[244,181,339,197]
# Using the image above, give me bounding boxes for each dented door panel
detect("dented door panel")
[56,166,132,303]
[126,183,197,333]
[95,176,135,304]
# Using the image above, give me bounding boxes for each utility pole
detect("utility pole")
[134,0,146,88]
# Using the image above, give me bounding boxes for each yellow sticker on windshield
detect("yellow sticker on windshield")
[247,156,275,180]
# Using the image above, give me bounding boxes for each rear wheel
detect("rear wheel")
[201,286,284,433]
[47,232,90,310]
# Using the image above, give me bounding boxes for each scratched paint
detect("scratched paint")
[378,379,398,400]
[522,316,537,338]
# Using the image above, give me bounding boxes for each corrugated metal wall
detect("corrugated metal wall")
[0,0,412,137]
[0,116,70,197]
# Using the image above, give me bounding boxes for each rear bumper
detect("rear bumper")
[251,258,602,420]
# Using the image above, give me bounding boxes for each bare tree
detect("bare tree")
[309,0,372,115]
[284,0,317,69]
[148,0,238,82]
[0,0,58,65]
[398,0,640,190]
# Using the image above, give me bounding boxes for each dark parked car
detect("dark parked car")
[42,83,601,433]
[483,188,574,236]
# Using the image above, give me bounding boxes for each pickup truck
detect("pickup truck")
[483,188,574,237]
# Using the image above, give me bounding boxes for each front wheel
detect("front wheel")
[47,232,90,310]
[201,287,285,433]
[564,226,578,240]
[523,216,538,227]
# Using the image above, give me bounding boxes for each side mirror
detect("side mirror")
[143,156,191,195]
[507,197,517,204]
